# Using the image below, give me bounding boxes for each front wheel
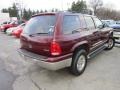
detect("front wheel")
[70,49,87,76]
[105,38,115,50]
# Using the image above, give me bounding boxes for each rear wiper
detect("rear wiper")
[29,33,48,37]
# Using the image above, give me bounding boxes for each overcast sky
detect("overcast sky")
[0,0,120,11]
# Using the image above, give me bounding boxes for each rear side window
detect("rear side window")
[63,15,81,34]
[84,16,95,29]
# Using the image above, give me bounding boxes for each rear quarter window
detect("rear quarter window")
[63,15,81,34]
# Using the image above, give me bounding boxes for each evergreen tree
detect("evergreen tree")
[9,3,18,17]
[2,3,18,17]
[2,9,9,13]
[55,9,59,12]
[36,10,39,14]
[32,10,36,15]
[1,3,46,20]
[71,0,87,13]
[23,8,28,20]
[51,9,54,12]
[40,10,43,13]
[44,10,47,12]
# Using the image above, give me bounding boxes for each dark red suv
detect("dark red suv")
[18,12,114,76]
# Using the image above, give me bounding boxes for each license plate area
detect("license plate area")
[18,49,47,61]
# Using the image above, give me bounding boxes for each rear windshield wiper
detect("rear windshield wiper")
[29,33,48,37]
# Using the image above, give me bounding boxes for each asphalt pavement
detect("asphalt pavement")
[0,32,120,90]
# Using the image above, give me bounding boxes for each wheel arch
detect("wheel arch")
[109,30,113,38]
[71,41,90,55]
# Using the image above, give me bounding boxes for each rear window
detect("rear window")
[23,15,56,35]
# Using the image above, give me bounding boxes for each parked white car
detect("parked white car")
[6,23,26,35]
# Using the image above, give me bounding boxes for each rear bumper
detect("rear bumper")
[18,49,72,70]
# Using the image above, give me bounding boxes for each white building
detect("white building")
[0,12,10,24]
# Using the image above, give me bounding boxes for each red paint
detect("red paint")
[3,24,17,32]
[12,28,23,38]
[20,12,113,62]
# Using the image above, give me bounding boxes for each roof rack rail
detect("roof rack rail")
[32,9,94,17]
[58,9,93,15]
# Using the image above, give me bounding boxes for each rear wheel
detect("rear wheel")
[105,38,115,50]
[70,49,87,76]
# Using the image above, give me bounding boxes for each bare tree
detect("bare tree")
[89,0,103,14]
[96,7,120,20]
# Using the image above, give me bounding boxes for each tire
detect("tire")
[70,49,87,76]
[4,29,7,33]
[105,37,115,50]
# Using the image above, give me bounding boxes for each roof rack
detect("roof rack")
[57,9,93,15]
[32,9,94,17]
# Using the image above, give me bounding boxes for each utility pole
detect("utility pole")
[61,0,63,11]
[67,2,70,10]
[15,0,24,20]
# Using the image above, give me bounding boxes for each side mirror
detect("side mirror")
[100,23,109,29]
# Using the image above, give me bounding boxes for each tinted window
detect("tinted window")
[84,16,95,29]
[93,17,103,28]
[80,15,87,29]
[23,15,56,35]
[63,15,81,34]
[3,22,7,24]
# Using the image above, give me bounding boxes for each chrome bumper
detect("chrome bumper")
[18,49,72,70]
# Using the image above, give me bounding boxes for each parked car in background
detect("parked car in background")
[102,20,120,44]
[116,21,120,24]
[6,23,26,35]
[0,20,25,32]
[0,21,11,25]
[12,23,26,38]
[0,21,18,32]
[18,12,114,76]
[101,20,116,27]
[6,27,17,35]
[0,21,11,30]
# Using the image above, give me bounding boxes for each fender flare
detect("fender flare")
[71,41,89,52]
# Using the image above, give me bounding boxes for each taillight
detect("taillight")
[51,41,62,56]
